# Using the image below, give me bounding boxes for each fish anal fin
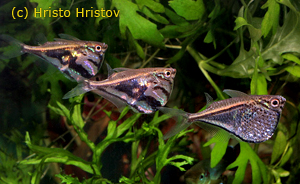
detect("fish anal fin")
[195,122,230,143]
[223,89,248,98]
[157,107,191,140]
[63,82,90,99]
[92,89,128,113]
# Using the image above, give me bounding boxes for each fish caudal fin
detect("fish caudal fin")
[157,107,191,140]
[63,82,91,99]
[0,34,25,60]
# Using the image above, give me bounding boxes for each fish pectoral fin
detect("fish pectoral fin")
[63,83,90,99]
[106,63,115,77]
[204,92,214,107]
[223,89,248,98]
[57,34,81,40]
[157,107,191,140]
[92,90,129,112]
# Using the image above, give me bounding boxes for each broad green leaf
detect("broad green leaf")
[112,0,164,48]
[271,131,287,164]
[169,0,205,20]
[282,53,300,65]
[262,11,300,63]
[128,30,145,59]
[261,0,280,37]
[203,129,230,168]
[285,65,300,78]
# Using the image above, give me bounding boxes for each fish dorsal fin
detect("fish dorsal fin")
[34,33,48,45]
[113,68,132,72]
[204,92,214,108]
[157,107,191,140]
[223,89,248,98]
[57,33,81,40]
[106,63,114,77]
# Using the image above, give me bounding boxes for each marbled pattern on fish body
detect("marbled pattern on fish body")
[63,67,176,114]
[159,90,286,143]
[0,34,108,82]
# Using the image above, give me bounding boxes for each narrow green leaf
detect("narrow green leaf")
[280,147,293,167]
[261,0,280,37]
[271,131,287,164]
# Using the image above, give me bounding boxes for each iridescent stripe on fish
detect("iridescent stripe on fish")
[188,92,286,143]
[22,40,108,82]
[63,67,176,114]
[159,90,286,143]
[0,34,108,82]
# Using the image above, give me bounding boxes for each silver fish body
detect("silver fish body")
[0,34,108,82]
[159,90,286,143]
[64,67,176,114]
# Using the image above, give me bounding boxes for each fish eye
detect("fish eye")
[95,45,102,52]
[164,70,171,78]
[271,98,280,107]
[199,173,205,180]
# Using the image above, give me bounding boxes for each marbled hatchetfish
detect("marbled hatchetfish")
[159,90,286,143]
[63,65,176,114]
[0,34,108,82]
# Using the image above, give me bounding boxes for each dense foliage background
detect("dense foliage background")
[0,0,300,183]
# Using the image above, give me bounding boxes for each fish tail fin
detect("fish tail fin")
[63,82,91,99]
[0,34,25,60]
[157,107,191,140]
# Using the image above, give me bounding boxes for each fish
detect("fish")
[63,65,176,114]
[184,146,237,184]
[0,34,108,82]
[158,89,286,143]
[184,159,228,184]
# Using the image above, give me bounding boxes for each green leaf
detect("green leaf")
[280,147,293,167]
[261,0,280,37]
[113,0,165,48]
[262,11,300,64]
[169,0,205,20]
[135,0,165,13]
[282,53,300,65]
[203,129,230,168]
[285,65,300,78]
[140,6,169,24]
[227,142,267,184]
[251,73,268,95]
[271,131,287,164]
[234,17,249,30]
